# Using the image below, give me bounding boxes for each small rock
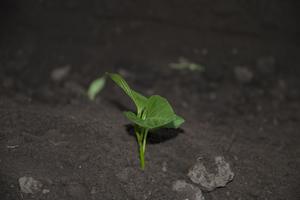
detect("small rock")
[51,65,71,82]
[188,156,234,191]
[19,176,43,194]
[172,180,205,200]
[234,66,253,83]
[42,189,50,194]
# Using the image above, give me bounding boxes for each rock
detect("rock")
[172,180,205,200]
[51,65,71,82]
[188,156,234,191]
[42,188,50,194]
[18,176,43,194]
[234,66,253,83]
[65,182,89,200]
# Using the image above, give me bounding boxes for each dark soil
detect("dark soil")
[0,0,299,199]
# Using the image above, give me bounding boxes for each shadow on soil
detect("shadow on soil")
[125,124,183,144]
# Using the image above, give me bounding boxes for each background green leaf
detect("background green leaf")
[87,76,106,100]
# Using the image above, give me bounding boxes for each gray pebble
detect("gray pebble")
[19,176,43,194]
[188,156,234,191]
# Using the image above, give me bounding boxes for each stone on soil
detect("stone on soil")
[51,65,71,82]
[234,66,253,83]
[19,176,43,194]
[188,156,234,191]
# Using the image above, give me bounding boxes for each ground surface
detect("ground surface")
[0,0,299,200]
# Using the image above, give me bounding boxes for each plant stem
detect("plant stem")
[142,129,149,154]
[139,142,145,170]
[134,125,142,144]
[136,127,149,170]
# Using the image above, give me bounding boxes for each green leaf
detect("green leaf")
[124,95,177,129]
[106,73,147,115]
[87,76,106,100]
[162,115,185,129]
[123,111,147,127]
[169,57,205,72]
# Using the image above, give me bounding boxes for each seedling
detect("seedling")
[169,57,205,72]
[106,73,184,170]
[87,76,106,100]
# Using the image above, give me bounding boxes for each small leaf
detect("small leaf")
[169,57,205,72]
[87,76,106,100]
[106,73,147,115]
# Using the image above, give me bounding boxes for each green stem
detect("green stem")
[142,129,149,154]
[134,125,142,144]
[136,127,149,170]
[139,142,145,170]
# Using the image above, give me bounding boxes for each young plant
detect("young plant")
[106,73,184,170]
[87,76,106,100]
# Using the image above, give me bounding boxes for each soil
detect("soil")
[0,0,299,200]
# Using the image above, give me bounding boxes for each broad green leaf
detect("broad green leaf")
[87,76,106,100]
[106,73,147,115]
[143,95,174,120]
[124,95,177,129]
[162,115,185,129]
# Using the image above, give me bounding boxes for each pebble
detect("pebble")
[188,156,234,191]
[42,188,50,194]
[234,66,253,83]
[172,180,205,200]
[51,65,71,82]
[19,176,43,194]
